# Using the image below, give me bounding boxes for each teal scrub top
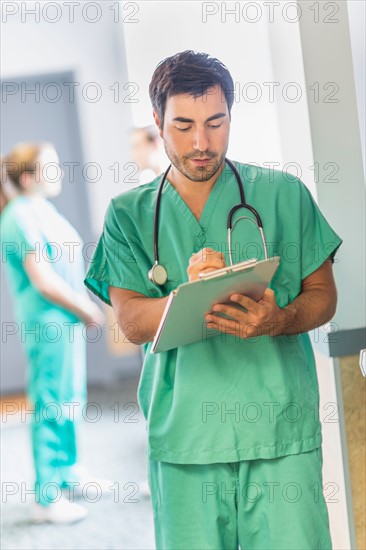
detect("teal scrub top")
[84,161,343,464]
[1,195,88,331]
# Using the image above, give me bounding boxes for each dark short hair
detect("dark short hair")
[149,50,235,129]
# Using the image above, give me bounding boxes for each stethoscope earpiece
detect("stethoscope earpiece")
[148,158,267,286]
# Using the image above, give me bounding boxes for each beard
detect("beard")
[163,141,227,183]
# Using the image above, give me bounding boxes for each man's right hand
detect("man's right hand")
[187,247,226,282]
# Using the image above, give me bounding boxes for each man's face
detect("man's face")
[155,85,230,182]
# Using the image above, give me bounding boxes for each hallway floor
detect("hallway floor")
[1,378,155,549]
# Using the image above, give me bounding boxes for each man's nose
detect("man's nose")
[192,128,209,152]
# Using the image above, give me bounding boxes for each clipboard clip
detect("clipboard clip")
[198,258,258,280]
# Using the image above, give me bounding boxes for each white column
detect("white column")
[267,2,365,547]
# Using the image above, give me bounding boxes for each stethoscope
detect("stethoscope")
[148,157,268,286]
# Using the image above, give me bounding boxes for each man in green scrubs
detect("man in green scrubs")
[85,51,342,549]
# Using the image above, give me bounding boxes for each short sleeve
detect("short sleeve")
[298,180,343,280]
[84,200,149,306]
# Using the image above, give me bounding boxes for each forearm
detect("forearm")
[39,273,91,321]
[116,295,170,345]
[24,253,92,321]
[277,288,337,336]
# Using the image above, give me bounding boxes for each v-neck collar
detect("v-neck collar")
[162,160,232,236]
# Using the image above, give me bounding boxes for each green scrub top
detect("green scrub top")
[84,161,342,464]
[1,195,88,340]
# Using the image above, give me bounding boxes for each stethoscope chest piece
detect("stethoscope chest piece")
[148,262,168,286]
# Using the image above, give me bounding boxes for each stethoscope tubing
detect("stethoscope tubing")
[149,157,267,285]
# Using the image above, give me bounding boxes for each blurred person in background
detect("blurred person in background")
[0,178,10,212]
[130,125,166,185]
[0,142,109,524]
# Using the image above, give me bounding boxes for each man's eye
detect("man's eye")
[177,127,191,132]
[208,124,222,129]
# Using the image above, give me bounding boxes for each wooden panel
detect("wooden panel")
[105,304,141,357]
[340,355,366,550]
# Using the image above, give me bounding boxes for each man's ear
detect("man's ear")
[152,111,163,138]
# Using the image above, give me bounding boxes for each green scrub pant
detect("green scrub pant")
[148,447,332,549]
[26,317,87,506]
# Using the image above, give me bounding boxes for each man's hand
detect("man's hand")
[204,257,337,339]
[205,288,283,339]
[188,247,226,282]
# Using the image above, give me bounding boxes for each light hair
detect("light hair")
[0,142,53,191]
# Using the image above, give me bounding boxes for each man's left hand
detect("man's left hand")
[204,288,284,339]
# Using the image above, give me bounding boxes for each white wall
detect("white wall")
[122,0,282,165]
[347,0,366,174]
[1,1,133,233]
[297,0,365,332]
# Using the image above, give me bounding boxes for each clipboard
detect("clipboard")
[150,256,280,354]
